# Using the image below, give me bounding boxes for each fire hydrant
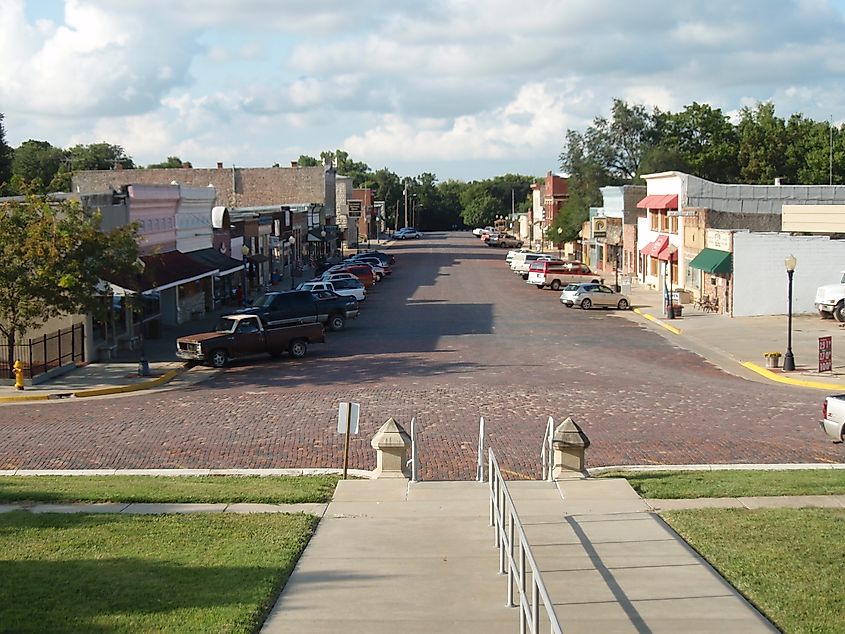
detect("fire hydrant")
[13,359,25,390]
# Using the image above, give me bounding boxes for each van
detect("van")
[510,252,559,279]
[526,260,601,290]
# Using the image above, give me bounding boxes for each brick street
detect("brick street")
[0,232,840,479]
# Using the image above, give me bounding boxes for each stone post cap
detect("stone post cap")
[553,417,590,449]
[371,417,411,449]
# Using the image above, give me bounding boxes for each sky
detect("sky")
[3,0,845,182]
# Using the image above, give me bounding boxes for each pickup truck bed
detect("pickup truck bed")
[821,394,845,441]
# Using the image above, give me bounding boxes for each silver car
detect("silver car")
[560,283,630,310]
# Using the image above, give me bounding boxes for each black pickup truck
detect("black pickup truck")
[239,290,359,331]
[176,315,325,368]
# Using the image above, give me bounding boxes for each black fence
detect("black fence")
[0,323,85,379]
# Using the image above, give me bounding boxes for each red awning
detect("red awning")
[656,241,678,262]
[641,235,669,258]
[636,194,679,210]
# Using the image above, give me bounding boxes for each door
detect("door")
[234,318,265,357]
[268,292,316,326]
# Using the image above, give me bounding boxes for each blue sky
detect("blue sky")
[4,0,845,182]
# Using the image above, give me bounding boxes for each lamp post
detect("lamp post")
[288,235,297,290]
[784,254,797,371]
[241,244,250,304]
[557,227,562,259]
[666,245,678,319]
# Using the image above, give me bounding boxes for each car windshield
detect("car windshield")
[251,294,276,308]
[215,317,238,332]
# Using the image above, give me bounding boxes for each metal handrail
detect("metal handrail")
[540,416,555,482]
[488,449,563,634]
[405,416,418,482]
[477,417,485,482]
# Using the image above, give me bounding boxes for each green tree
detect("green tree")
[295,155,320,167]
[67,142,134,171]
[737,102,788,184]
[588,99,660,180]
[460,189,500,227]
[0,196,140,376]
[11,140,66,194]
[146,156,184,169]
[0,114,12,194]
[437,179,468,228]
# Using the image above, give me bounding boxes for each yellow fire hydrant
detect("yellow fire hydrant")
[13,359,25,390]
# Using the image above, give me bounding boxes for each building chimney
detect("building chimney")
[774,177,782,186]
[291,161,298,168]
[217,162,224,169]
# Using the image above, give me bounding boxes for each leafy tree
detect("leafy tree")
[0,196,139,377]
[11,140,66,194]
[587,99,660,180]
[0,114,12,194]
[437,179,467,227]
[296,155,320,167]
[460,189,500,227]
[736,102,788,184]
[146,156,184,169]
[67,143,134,171]
[332,150,371,186]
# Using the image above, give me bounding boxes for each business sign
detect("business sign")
[348,200,362,212]
[337,402,360,434]
[819,336,833,373]
[591,217,607,238]
[667,210,698,217]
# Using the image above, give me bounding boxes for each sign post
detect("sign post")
[338,402,360,479]
[819,336,833,373]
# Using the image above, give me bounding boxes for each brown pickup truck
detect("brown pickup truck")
[176,314,325,368]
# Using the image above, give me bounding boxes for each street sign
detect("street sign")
[347,211,362,218]
[348,200,362,212]
[819,336,833,372]
[337,402,360,434]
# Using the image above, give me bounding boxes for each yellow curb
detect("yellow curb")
[632,308,682,335]
[73,369,182,398]
[740,362,845,390]
[0,392,50,403]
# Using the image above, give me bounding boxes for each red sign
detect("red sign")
[819,336,833,372]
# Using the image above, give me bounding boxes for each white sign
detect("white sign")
[337,402,360,434]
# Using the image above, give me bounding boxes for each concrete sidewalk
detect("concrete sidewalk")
[622,281,845,390]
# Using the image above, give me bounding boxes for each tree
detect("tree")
[737,102,788,184]
[67,143,134,171]
[11,140,66,194]
[296,155,320,167]
[588,99,660,180]
[146,156,184,169]
[0,196,140,377]
[0,114,12,195]
[460,190,500,227]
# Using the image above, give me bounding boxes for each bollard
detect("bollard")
[13,359,25,390]
[553,416,590,478]
[370,417,411,479]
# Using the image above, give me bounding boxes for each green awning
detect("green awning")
[689,248,732,274]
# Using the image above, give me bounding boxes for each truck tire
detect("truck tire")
[834,302,845,323]
[550,280,561,291]
[209,349,228,368]
[329,313,345,331]
[289,339,308,359]
[820,309,834,320]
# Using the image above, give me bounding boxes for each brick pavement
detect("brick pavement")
[0,232,841,478]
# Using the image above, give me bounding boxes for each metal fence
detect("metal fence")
[0,323,85,379]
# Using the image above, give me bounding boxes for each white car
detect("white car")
[560,283,630,310]
[321,272,359,283]
[395,228,423,239]
[473,226,495,237]
[298,280,366,302]
[505,248,532,264]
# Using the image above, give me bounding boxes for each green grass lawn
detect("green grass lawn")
[0,475,338,504]
[0,511,317,633]
[663,507,845,634]
[601,468,845,499]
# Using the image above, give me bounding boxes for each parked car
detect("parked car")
[528,260,601,290]
[356,250,395,266]
[505,248,532,264]
[821,395,845,441]
[298,280,366,302]
[510,252,559,279]
[321,272,360,284]
[489,234,523,248]
[560,283,630,310]
[344,258,386,280]
[176,315,325,368]
[328,264,376,288]
[239,290,359,331]
[473,226,495,236]
[395,228,423,239]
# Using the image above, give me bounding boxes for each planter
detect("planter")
[764,355,781,369]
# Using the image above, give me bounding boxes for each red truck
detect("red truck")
[176,314,325,368]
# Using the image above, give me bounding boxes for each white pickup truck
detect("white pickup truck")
[820,395,845,441]
[814,272,845,321]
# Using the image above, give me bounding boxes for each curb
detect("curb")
[740,362,845,391]
[0,468,376,478]
[632,308,682,335]
[0,366,187,404]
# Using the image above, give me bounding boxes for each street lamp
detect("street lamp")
[784,254,797,371]
[241,244,251,304]
[288,235,297,290]
[666,245,678,319]
[557,227,562,259]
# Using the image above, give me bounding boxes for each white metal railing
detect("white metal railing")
[488,449,563,634]
[540,416,555,482]
[406,416,418,482]
[477,417,486,482]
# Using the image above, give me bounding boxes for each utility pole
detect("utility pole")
[403,185,409,229]
[830,115,834,186]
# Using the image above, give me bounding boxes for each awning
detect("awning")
[636,194,679,210]
[641,235,669,258]
[103,251,218,294]
[689,248,732,274]
[656,241,678,262]
[184,247,245,277]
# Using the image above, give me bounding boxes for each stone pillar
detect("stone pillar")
[553,416,590,478]
[370,418,411,479]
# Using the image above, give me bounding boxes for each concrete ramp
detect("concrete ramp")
[508,478,777,634]
[261,479,517,633]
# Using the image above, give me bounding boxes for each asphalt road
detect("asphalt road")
[1,232,840,479]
